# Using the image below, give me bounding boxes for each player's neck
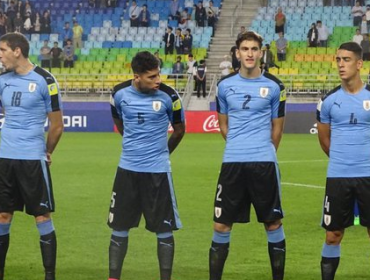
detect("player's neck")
[239,66,262,79]
[342,76,364,94]
[15,59,34,75]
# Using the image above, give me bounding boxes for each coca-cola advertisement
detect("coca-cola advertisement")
[185,111,220,133]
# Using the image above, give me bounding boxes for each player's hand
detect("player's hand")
[46,152,52,166]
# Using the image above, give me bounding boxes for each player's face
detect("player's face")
[336,49,362,81]
[0,41,18,71]
[134,68,161,93]
[236,39,262,71]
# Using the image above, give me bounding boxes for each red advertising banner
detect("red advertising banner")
[184,111,220,133]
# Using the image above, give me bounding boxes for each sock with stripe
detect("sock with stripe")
[37,220,57,280]
[267,225,286,280]
[321,243,340,280]
[109,231,129,280]
[0,223,11,280]
[209,231,230,280]
[157,232,174,280]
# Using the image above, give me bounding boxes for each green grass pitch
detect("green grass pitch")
[4,133,370,280]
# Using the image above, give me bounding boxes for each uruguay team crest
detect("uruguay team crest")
[215,207,222,218]
[260,87,269,98]
[29,82,36,92]
[153,101,161,111]
[363,100,370,111]
[324,214,331,226]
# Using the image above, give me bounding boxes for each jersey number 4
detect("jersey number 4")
[11,91,22,107]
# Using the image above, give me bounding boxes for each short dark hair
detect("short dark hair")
[338,41,363,59]
[317,20,322,24]
[188,54,193,57]
[131,51,159,74]
[236,31,263,49]
[0,32,29,58]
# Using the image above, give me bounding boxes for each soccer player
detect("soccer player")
[0,33,63,280]
[108,51,185,280]
[317,42,370,280]
[209,31,286,280]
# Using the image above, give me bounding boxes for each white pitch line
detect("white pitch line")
[279,159,327,164]
[282,182,325,189]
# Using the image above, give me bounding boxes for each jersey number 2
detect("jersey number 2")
[242,94,251,109]
[11,91,22,107]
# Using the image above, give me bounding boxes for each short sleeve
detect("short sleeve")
[216,81,228,114]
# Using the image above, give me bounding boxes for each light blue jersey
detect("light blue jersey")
[0,66,62,160]
[317,84,370,178]
[111,80,185,173]
[216,72,286,163]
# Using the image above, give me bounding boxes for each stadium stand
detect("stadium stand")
[9,0,219,96]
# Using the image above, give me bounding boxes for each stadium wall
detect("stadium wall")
[0,102,318,134]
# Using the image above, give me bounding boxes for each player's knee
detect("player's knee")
[0,212,13,223]
[34,213,51,223]
[213,222,232,233]
[325,230,343,245]
[264,220,282,231]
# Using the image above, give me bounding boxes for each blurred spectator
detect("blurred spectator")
[219,55,232,77]
[260,0,268,7]
[274,7,286,34]
[32,11,40,33]
[353,28,363,45]
[172,55,185,78]
[63,39,75,68]
[163,26,174,54]
[191,4,196,20]
[62,22,72,47]
[72,20,83,49]
[40,10,51,33]
[15,0,23,17]
[317,20,330,47]
[178,8,189,29]
[307,23,319,47]
[195,1,206,27]
[261,44,277,71]
[50,41,63,68]
[366,5,370,32]
[23,1,31,19]
[139,4,150,27]
[230,45,240,71]
[183,28,193,54]
[170,0,179,20]
[23,12,32,33]
[237,26,246,40]
[195,59,207,98]
[106,0,117,7]
[352,1,364,27]
[206,0,218,36]
[40,40,51,68]
[186,54,197,88]
[13,12,23,33]
[100,0,106,8]
[0,12,6,36]
[361,14,368,33]
[5,13,12,32]
[276,32,287,60]
[6,0,16,31]
[88,0,96,8]
[174,28,184,54]
[154,50,163,68]
[129,0,141,27]
[361,34,370,60]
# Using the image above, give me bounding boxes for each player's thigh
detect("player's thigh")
[141,172,182,233]
[322,178,354,231]
[0,158,23,212]
[108,168,141,231]
[354,177,370,227]
[248,162,283,222]
[213,163,251,224]
[16,160,55,216]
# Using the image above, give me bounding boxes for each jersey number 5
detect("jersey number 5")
[11,91,22,107]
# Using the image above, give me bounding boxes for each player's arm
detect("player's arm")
[271,117,284,151]
[168,121,185,154]
[46,110,64,164]
[113,117,124,136]
[218,113,228,140]
[317,122,330,157]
